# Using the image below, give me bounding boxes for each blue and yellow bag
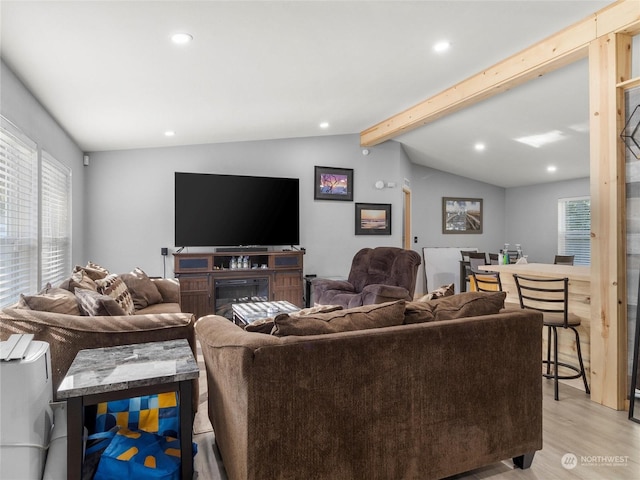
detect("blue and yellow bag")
[92,428,188,480]
[95,393,179,437]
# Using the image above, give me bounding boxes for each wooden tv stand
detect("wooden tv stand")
[174,250,304,320]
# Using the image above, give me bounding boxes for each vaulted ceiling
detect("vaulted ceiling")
[0,0,618,187]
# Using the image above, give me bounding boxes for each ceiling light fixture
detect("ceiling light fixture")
[547,165,557,173]
[319,122,330,129]
[433,40,451,53]
[515,130,565,148]
[164,131,175,137]
[474,143,486,151]
[171,33,193,45]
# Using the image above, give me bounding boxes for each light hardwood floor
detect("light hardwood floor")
[192,378,640,480]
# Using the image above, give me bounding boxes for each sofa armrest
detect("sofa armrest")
[1,308,197,404]
[312,279,355,306]
[195,315,281,479]
[151,277,180,303]
[360,284,411,304]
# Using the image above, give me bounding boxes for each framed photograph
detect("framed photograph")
[314,166,354,201]
[355,203,391,235]
[442,197,483,234]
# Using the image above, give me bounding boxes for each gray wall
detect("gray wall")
[505,177,590,263]
[409,162,507,293]
[1,60,86,266]
[85,135,410,279]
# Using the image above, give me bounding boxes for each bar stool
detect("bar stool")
[554,255,575,265]
[470,270,502,292]
[513,274,590,400]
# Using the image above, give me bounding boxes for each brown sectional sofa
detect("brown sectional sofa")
[195,293,543,480]
[0,269,198,407]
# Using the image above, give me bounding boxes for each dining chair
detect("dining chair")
[513,274,590,401]
[488,253,499,265]
[554,255,575,265]
[460,250,477,262]
[463,252,488,291]
[506,250,520,264]
[471,271,502,292]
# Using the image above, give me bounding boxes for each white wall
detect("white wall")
[1,60,86,265]
[85,135,410,278]
[505,177,590,263]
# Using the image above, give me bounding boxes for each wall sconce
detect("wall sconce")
[374,180,397,189]
[621,104,640,160]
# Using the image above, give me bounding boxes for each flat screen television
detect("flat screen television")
[174,172,300,248]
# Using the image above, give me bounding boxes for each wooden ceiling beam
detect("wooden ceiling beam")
[360,0,640,147]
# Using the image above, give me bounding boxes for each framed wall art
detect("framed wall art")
[355,203,391,235]
[442,197,483,234]
[314,166,354,201]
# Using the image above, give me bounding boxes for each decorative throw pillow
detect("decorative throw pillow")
[416,283,455,302]
[95,274,136,315]
[17,287,80,315]
[72,262,109,281]
[431,291,506,321]
[63,269,98,292]
[244,304,344,334]
[405,291,506,324]
[272,300,405,337]
[403,301,437,324]
[75,288,127,316]
[244,316,277,334]
[119,267,163,310]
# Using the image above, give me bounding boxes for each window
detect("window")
[0,116,72,307]
[0,117,39,306]
[41,151,71,287]
[558,196,591,266]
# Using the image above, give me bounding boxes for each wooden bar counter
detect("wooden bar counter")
[478,263,591,386]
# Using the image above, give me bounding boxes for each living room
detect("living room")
[2,1,640,478]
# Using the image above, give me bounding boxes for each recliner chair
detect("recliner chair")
[312,247,422,308]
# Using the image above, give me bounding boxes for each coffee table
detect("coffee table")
[232,300,300,326]
[57,339,199,480]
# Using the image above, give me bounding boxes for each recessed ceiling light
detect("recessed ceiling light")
[164,131,175,137]
[474,143,486,151]
[171,33,193,45]
[433,40,451,53]
[547,165,557,173]
[319,122,330,129]
[515,130,565,148]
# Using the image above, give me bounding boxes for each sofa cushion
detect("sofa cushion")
[95,274,136,315]
[415,283,455,302]
[119,267,163,310]
[244,304,343,334]
[17,286,80,315]
[404,291,506,324]
[272,300,405,336]
[151,278,180,304]
[136,302,182,315]
[75,288,127,316]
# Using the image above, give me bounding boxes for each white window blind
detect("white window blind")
[558,196,591,266]
[0,116,38,307]
[41,151,71,288]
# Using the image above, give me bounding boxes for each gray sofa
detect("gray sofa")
[195,292,543,480]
